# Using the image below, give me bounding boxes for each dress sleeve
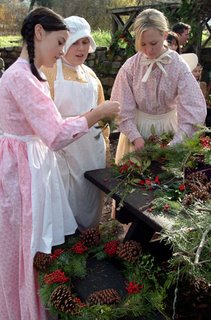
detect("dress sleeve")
[110,65,141,142]
[171,70,207,145]
[8,70,89,151]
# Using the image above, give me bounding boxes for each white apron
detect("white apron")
[115,109,177,164]
[1,133,78,257]
[54,60,106,230]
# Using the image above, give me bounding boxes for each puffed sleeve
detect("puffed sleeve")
[7,70,89,151]
[171,68,207,144]
[110,63,141,142]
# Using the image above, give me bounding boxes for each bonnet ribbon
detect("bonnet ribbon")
[141,51,172,83]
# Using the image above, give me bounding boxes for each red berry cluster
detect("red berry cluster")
[178,183,186,191]
[118,34,131,44]
[104,240,119,256]
[200,136,211,149]
[74,297,85,307]
[51,248,65,260]
[44,269,69,284]
[71,241,88,254]
[138,176,160,189]
[119,160,141,174]
[126,281,144,294]
[163,203,170,212]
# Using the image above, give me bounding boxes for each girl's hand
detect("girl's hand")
[84,101,120,128]
[98,100,120,119]
[133,137,145,151]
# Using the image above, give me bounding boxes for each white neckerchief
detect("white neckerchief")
[140,50,172,83]
[62,57,85,80]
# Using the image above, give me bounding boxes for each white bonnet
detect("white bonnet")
[180,53,198,72]
[64,16,96,54]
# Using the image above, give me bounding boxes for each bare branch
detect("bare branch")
[194,226,211,264]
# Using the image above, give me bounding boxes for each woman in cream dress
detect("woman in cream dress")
[42,16,108,230]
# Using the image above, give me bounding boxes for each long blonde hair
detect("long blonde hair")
[134,8,169,51]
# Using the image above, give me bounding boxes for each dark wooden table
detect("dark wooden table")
[85,168,172,261]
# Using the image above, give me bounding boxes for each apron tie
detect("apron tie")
[141,51,172,83]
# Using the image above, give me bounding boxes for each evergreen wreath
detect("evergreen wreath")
[35,224,169,320]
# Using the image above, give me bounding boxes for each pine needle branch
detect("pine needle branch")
[194,226,211,264]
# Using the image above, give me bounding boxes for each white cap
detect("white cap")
[180,53,198,72]
[64,16,96,54]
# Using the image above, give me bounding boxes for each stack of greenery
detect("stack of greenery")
[110,126,211,318]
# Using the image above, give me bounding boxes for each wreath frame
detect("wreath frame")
[37,223,168,320]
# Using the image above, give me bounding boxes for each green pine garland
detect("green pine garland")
[37,223,170,320]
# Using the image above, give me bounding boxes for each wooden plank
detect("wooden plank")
[84,168,163,232]
[111,13,124,29]
[121,12,139,33]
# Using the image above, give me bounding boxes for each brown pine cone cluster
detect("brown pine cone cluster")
[116,240,142,263]
[193,278,211,293]
[33,252,52,272]
[147,134,161,144]
[88,288,121,305]
[183,172,211,206]
[50,284,78,314]
[80,227,100,247]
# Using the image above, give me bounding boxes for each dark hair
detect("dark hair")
[21,7,68,81]
[172,22,190,35]
[167,31,180,53]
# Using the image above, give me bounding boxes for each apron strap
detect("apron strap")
[56,59,64,81]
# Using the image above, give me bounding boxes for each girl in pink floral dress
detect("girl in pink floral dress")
[111,8,207,164]
[0,7,119,320]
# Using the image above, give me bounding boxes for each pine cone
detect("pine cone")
[185,171,211,202]
[116,240,142,263]
[193,189,209,201]
[147,134,161,144]
[193,278,211,293]
[206,182,211,192]
[80,227,100,247]
[183,194,193,206]
[186,172,208,186]
[33,252,52,272]
[50,285,78,314]
[88,288,121,305]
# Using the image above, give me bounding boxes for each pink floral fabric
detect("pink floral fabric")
[111,50,207,144]
[0,59,89,320]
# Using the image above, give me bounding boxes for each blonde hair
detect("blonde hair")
[133,8,169,51]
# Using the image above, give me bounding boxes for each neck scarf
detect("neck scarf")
[140,50,172,83]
